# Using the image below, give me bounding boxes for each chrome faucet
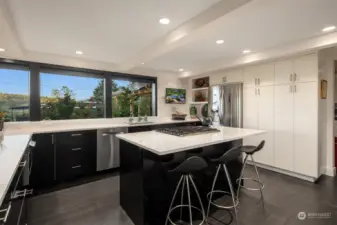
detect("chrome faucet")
[138,116,143,122]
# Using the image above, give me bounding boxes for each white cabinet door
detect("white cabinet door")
[243,87,258,146]
[275,59,293,85]
[257,63,275,87]
[293,54,318,83]
[225,69,244,83]
[253,86,274,166]
[293,82,318,177]
[243,66,258,87]
[210,71,222,85]
[274,84,294,171]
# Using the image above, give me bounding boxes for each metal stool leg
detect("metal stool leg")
[223,164,239,225]
[189,175,206,224]
[250,155,265,209]
[165,176,184,225]
[206,165,221,224]
[179,177,186,222]
[236,154,248,200]
[186,176,193,225]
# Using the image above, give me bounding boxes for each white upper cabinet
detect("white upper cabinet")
[293,54,318,83]
[257,63,275,86]
[210,69,243,85]
[275,59,293,85]
[224,69,243,83]
[244,64,274,87]
[243,66,258,87]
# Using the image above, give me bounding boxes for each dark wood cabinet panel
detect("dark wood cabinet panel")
[30,134,55,188]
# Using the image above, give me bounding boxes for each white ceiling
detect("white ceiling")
[1,0,337,76]
[6,0,220,64]
[147,0,337,72]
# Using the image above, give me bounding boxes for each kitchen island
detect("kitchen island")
[117,126,265,225]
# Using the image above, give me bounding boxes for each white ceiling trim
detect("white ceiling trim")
[181,31,337,78]
[120,0,252,71]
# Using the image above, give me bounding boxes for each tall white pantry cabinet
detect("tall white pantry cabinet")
[209,54,319,179]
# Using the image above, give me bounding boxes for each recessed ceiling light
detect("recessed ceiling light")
[179,68,184,72]
[75,51,83,55]
[243,49,251,54]
[216,40,224,44]
[322,26,336,32]
[159,18,170,25]
[0,48,6,52]
[141,62,145,65]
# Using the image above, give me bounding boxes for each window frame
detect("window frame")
[0,62,31,121]
[0,58,158,121]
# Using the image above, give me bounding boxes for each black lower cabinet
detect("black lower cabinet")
[30,130,97,189]
[55,130,97,182]
[30,134,55,188]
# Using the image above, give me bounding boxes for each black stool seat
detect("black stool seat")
[240,140,265,155]
[209,146,242,164]
[169,156,208,174]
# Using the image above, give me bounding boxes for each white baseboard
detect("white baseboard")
[246,161,317,182]
[321,166,336,177]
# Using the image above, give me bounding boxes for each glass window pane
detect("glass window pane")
[40,72,105,120]
[0,66,30,121]
[112,79,154,117]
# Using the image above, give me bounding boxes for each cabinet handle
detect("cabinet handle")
[72,165,81,169]
[0,203,11,223]
[294,73,297,81]
[258,88,260,95]
[290,85,293,93]
[294,85,296,92]
[71,134,82,137]
[258,78,260,85]
[72,148,82,151]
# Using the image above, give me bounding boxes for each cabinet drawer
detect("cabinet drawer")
[55,130,96,147]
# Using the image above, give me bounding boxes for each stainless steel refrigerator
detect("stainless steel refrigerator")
[208,82,243,128]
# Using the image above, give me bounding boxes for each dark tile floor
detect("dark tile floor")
[27,166,337,225]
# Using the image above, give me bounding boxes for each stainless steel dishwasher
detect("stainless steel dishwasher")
[96,127,128,171]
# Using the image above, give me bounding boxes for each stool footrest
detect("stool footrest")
[168,205,205,225]
[207,190,239,209]
[237,177,265,191]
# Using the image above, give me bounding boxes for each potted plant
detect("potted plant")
[0,112,6,131]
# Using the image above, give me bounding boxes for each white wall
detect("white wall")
[318,47,337,176]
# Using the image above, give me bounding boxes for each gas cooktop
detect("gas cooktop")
[155,126,220,137]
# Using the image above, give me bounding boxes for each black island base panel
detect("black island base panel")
[120,139,243,225]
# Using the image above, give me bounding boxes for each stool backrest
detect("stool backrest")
[254,140,265,153]
[170,156,208,174]
[213,146,242,164]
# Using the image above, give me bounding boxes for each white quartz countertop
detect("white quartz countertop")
[3,117,199,135]
[0,134,31,206]
[116,126,265,155]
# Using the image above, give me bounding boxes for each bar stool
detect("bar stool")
[236,140,265,208]
[206,146,242,225]
[165,156,208,225]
